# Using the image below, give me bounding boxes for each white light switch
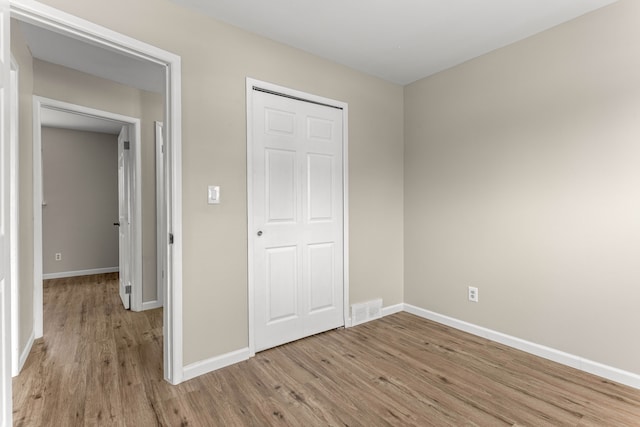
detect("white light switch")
[208,185,220,204]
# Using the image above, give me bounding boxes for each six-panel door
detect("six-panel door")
[252,90,344,352]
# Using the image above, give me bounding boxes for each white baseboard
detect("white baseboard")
[180,303,640,390]
[142,300,163,311]
[404,304,640,390]
[16,330,35,376]
[43,267,119,280]
[382,303,404,317]
[183,303,402,380]
[182,347,251,382]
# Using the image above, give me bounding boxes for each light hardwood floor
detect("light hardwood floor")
[12,273,640,426]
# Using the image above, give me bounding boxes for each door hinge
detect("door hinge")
[124,141,130,150]
[125,285,132,294]
[169,233,174,244]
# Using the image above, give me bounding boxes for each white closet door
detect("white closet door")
[252,90,344,351]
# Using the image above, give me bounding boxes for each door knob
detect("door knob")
[113,222,120,227]
[257,230,263,236]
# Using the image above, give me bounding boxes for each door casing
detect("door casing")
[155,121,165,309]
[1,1,12,424]
[246,78,350,356]
[9,56,19,377]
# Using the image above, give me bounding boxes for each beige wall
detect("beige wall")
[42,127,118,275]
[28,0,406,365]
[11,21,34,356]
[14,0,638,379]
[404,0,640,374]
[32,59,163,302]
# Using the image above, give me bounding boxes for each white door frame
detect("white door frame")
[10,0,184,385]
[33,98,142,313]
[9,56,19,377]
[245,78,350,356]
[155,121,165,309]
[1,1,12,424]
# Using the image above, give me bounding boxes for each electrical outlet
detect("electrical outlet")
[55,253,62,261]
[468,286,478,302]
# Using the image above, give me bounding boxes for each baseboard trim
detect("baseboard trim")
[183,303,403,380]
[404,304,640,390]
[182,347,251,382]
[180,303,640,389]
[43,267,119,280]
[142,300,163,311]
[17,330,35,376]
[382,303,404,317]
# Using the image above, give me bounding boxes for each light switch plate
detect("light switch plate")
[208,185,220,204]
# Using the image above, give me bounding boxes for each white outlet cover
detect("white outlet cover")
[468,286,479,302]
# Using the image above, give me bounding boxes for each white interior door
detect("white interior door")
[252,89,344,352]
[117,126,131,309]
[0,0,12,423]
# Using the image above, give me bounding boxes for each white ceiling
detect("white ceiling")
[169,0,618,84]
[17,0,620,132]
[41,108,124,135]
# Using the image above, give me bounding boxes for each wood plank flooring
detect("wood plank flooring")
[13,273,640,426]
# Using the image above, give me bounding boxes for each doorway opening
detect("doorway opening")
[34,99,143,315]
[9,2,184,386]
